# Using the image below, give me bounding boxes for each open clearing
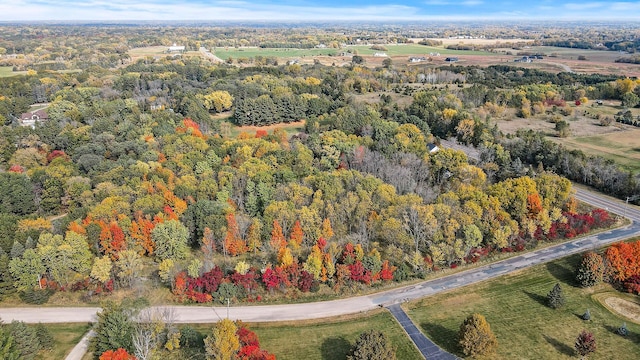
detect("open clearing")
[0,65,26,77]
[603,297,640,324]
[405,254,640,359]
[558,128,640,173]
[128,43,639,76]
[42,323,91,360]
[190,310,422,360]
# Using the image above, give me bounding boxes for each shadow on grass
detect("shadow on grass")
[604,325,640,343]
[546,261,578,286]
[543,334,574,357]
[523,290,548,307]
[321,336,351,360]
[420,322,460,355]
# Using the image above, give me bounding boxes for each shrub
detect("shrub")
[348,330,396,360]
[18,288,54,305]
[618,322,628,336]
[575,330,596,358]
[547,283,565,309]
[458,313,498,357]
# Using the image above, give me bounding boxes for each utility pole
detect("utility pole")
[624,195,640,219]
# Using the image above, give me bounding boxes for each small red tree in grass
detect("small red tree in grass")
[575,330,596,359]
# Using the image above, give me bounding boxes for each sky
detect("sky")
[1,0,640,22]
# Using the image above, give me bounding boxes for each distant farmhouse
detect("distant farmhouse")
[20,109,48,128]
[409,56,427,63]
[445,57,459,62]
[168,43,185,53]
[373,52,388,57]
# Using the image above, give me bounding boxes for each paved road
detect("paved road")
[1,187,638,359]
[1,188,638,325]
[388,304,458,360]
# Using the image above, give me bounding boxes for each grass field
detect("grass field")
[405,254,640,359]
[560,128,640,173]
[211,44,494,60]
[192,310,422,360]
[0,66,26,77]
[39,323,91,360]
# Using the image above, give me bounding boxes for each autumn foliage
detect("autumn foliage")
[604,241,640,282]
[99,348,136,360]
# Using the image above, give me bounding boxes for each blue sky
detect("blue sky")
[1,0,640,21]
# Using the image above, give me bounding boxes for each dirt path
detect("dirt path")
[604,297,640,324]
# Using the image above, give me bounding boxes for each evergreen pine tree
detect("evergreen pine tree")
[547,283,565,309]
[9,241,24,259]
[7,321,41,360]
[92,303,135,356]
[24,237,34,250]
[34,323,54,350]
[0,252,15,299]
[0,324,20,360]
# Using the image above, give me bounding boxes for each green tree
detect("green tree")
[458,313,498,357]
[575,330,596,359]
[90,255,113,283]
[34,323,54,350]
[347,330,396,360]
[547,283,565,309]
[621,92,639,108]
[115,250,143,288]
[152,220,190,261]
[7,321,41,360]
[0,251,15,299]
[0,324,20,360]
[0,173,36,216]
[9,248,44,291]
[555,120,570,138]
[204,319,240,360]
[576,252,604,287]
[93,302,135,357]
[37,232,92,286]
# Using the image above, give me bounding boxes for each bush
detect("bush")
[618,322,628,336]
[547,283,565,309]
[18,288,54,304]
[575,330,596,358]
[347,330,396,360]
[458,313,498,357]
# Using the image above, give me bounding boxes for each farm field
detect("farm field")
[210,43,494,60]
[558,129,640,173]
[405,254,640,359]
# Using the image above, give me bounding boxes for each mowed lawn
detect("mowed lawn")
[39,323,91,360]
[250,310,422,360]
[405,254,640,359]
[191,310,422,360]
[561,129,640,173]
